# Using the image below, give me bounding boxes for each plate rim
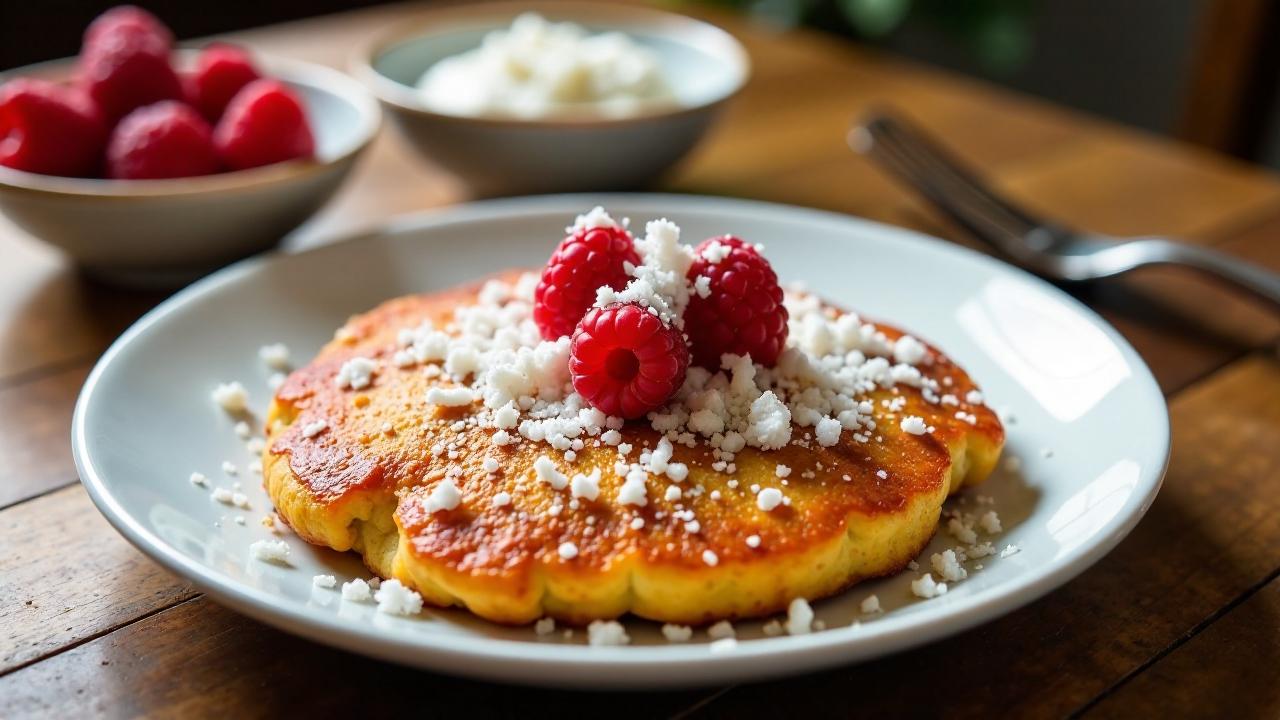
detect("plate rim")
[72,193,1170,686]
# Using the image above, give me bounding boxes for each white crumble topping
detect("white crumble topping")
[571,469,601,500]
[979,510,1003,534]
[534,455,569,490]
[492,491,512,507]
[259,343,291,370]
[931,549,968,582]
[189,472,209,488]
[746,534,761,548]
[249,539,290,565]
[774,464,791,478]
[814,416,842,446]
[702,549,719,566]
[860,594,881,614]
[706,620,736,640]
[374,579,424,616]
[756,487,784,512]
[312,574,337,589]
[301,420,327,438]
[900,416,927,435]
[558,541,579,560]
[893,335,927,365]
[947,516,979,545]
[211,382,249,414]
[785,597,814,635]
[424,479,461,512]
[965,389,984,404]
[910,573,948,599]
[482,457,500,474]
[426,386,476,406]
[341,578,372,602]
[335,357,377,390]
[661,624,693,642]
[587,620,630,646]
[568,206,623,233]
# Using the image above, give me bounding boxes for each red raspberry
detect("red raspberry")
[533,225,640,340]
[186,44,260,122]
[0,79,107,177]
[570,303,689,419]
[214,79,315,171]
[79,21,182,122]
[684,235,789,369]
[106,101,220,179]
[84,6,173,50]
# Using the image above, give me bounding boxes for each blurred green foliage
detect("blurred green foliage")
[680,0,1036,75]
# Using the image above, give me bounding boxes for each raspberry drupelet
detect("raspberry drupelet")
[684,235,789,369]
[534,224,640,340]
[569,302,689,418]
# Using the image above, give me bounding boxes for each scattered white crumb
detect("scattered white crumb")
[312,574,337,589]
[661,624,693,642]
[979,510,1003,534]
[301,420,327,438]
[492,491,512,508]
[189,472,209,488]
[259,343,290,370]
[931,549,968,582]
[221,461,238,476]
[374,579,423,616]
[1001,544,1021,558]
[757,487,784,512]
[341,578,372,602]
[233,421,252,439]
[248,539,290,565]
[424,479,461,513]
[587,620,630,646]
[535,617,556,635]
[910,573,947,599]
[762,619,784,636]
[558,542,579,560]
[707,620,736,640]
[211,382,248,414]
[785,597,814,635]
[861,594,881,614]
[709,638,738,653]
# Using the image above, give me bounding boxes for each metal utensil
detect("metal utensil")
[850,112,1280,308]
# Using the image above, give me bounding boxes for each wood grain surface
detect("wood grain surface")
[2,2,1279,717]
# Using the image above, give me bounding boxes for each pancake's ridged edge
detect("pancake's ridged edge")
[263,409,1001,625]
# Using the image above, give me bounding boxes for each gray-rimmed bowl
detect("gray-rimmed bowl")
[0,51,381,287]
[353,1,749,197]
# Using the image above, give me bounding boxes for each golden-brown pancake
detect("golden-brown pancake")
[264,271,1003,625]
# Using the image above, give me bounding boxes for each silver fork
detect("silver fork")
[849,112,1280,308]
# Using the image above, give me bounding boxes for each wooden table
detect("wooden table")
[3,3,1279,717]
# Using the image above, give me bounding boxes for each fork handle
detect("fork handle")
[1150,239,1280,308]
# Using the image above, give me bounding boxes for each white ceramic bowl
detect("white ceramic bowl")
[0,51,381,287]
[353,1,749,196]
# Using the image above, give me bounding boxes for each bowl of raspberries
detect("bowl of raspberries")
[0,6,380,286]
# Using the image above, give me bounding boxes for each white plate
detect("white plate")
[74,194,1169,688]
